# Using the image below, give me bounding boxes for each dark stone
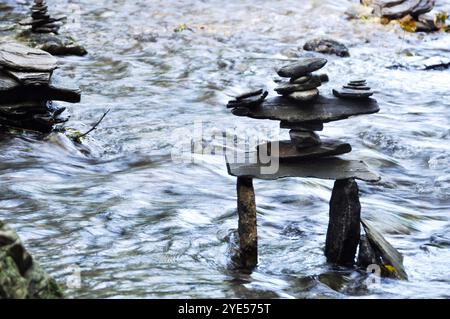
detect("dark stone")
[227,90,268,109]
[303,38,350,57]
[343,85,371,90]
[226,155,380,182]
[348,79,367,85]
[381,0,434,19]
[257,140,352,161]
[325,178,361,266]
[289,74,312,84]
[236,177,258,269]
[0,42,58,72]
[274,77,321,95]
[231,96,380,124]
[357,234,379,268]
[19,32,88,56]
[333,88,374,99]
[236,89,263,100]
[277,58,328,78]
[280,120,324,131]
[289,130,321,147]
[0,220,64,299]
[361,219,408,280]
[319,73,329,83]
[3,69,51,85]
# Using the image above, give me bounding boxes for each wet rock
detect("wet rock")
[3,69,51,86]
[19,0,66,34]
[257,140,352,161]
[277,58,328,78]
[388,55,450,70]
[280,120,324,131]
[0,220,64,299]
[303,38,350,57]
[319,73,329,83]
[333,88,374,99]
[361,219,408,280]
[349,80,367,85]
[232,96,380,124]
[236,89,264,100]
[289,74,312,84]
[289,130,321,147]
[0,42,58,72]
[362,0,434,19]
[325,178,361,266]
[343,85,371,90]
[274,78,321,95]
[357,235,379,267]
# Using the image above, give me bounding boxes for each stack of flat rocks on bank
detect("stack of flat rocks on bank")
[225,58,407,278]
[17,0,87,56]
[0,42,81,132]
[18,0,66,34]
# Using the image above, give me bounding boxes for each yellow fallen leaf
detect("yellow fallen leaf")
[399,16,417,32]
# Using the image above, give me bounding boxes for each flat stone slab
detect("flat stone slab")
[231,96,379,124]
[226,154,380,182]
[3,68,51,85]
[0,42,58,72]
[257,140,352,160]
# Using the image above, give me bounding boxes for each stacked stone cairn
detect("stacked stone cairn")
[19,0,66,34]
[332,79,374,99]
[225,58,408,278]
[0,42,80,132]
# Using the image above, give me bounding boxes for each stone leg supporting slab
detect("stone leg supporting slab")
[236,177,258,269]
[325,178,361,266]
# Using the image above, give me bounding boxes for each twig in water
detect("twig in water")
[78,109,110,139]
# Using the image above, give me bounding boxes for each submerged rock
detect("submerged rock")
[0,220,64,299]
[303,38,350,57]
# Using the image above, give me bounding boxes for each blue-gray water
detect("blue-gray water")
[0,0,449,298]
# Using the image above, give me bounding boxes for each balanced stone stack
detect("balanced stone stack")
[225,58,387,270]
[332,79,374,99]
[274,58,328,103]
[0,42,80,132]
[19,0,66,34]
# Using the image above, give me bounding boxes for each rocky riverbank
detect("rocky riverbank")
[0,220,63,299]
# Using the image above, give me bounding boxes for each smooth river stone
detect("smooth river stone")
[0,42,58,72]
[290,74,312,84]
[275,77,321,95]
[381,0,433,18]
[232,96,380,124]
[226,154,380,182]
[333,88,374,99]
[277,58,328,78]
[289,130,321,147]
[227,91,268,109]
[280,120,324,131]
[287,89,319,102]
[257,140,351,160]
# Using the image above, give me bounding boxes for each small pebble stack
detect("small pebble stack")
[274,58,328,102]
[332,79,374,99]
[0,42,80,132]
[19,0,66,34]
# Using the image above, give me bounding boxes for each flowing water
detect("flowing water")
[0,0,449,298]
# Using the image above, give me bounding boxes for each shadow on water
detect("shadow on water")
[0,0,449,298]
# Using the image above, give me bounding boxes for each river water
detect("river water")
[0,0,449,298]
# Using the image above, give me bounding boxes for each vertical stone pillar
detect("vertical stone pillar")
[325,178,361,266]
[236,176,257,269]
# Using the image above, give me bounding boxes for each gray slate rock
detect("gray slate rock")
[277,58,327,78]
[343,85,371,90]
[232,96,380,124]
[3,69,51,85]
[333,88,374,99]
[257,139,351,161]
[303,38,350,57]
[226,155,380,182]
[0,42,58,72]
[227,90,268,109]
